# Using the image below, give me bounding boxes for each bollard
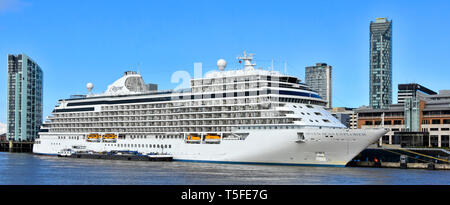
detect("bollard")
[400,155,407,169]
[427,163,435,170]
[9,140,13,152]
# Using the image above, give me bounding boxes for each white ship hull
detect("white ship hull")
[34,52,388,167]
[33,128,386,167]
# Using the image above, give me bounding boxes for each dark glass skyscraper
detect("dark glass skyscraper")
[7,54,43,141]
[370,18,392,109]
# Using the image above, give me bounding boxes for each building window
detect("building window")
[430,135,439,147]
[382,135,389,144]
[394,120,402,125]
[432,119,441,124]
[441,135,449,147]
[443,119,450,124]
[365,121,373,125]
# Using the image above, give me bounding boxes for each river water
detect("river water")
[0,152,448,185]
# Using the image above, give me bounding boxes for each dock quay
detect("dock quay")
[348,161,450,170]
[66,152,173,161]
[0,141,33,153]
[348,146,450,170]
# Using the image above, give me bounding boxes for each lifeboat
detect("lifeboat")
[87,133,101,142]
[204,134,221,144]
[205,135,220,140]
[102,133,117,142]
[187,135,201,141]
[185,135,201,144]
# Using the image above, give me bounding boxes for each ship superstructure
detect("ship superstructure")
[34,52,387,166]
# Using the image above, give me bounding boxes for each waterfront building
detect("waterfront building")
[357,90,450,148]
[427,90,450,102]
[397,83,436,104]
[369,18,392,109]
[7,54,43,141]
[331,107,358,129]
[305,63,332,109]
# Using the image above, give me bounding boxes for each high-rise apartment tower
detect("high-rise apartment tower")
[7,54,43,141]
[305,63,332,109]
[370,18,392,109]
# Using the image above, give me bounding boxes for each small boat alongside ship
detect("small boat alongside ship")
[58,149,172,161]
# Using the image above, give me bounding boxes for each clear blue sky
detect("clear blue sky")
[1,0,450,123]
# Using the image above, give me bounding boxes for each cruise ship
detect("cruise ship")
[33,52,387,167]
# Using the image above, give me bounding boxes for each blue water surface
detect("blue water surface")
[0,152,448,185]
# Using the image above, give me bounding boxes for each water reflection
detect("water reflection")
[0,152,448,185]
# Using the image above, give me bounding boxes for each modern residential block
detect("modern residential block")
[370,18,392,109]
[305,63,332,108]
[7,54,43,141]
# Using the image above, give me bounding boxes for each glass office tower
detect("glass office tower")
[7,54,43,141]
[370,18,392,109]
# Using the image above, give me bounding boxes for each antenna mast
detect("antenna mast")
[237,50,256,70]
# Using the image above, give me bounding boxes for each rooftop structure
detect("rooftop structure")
[397,83,437,104]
